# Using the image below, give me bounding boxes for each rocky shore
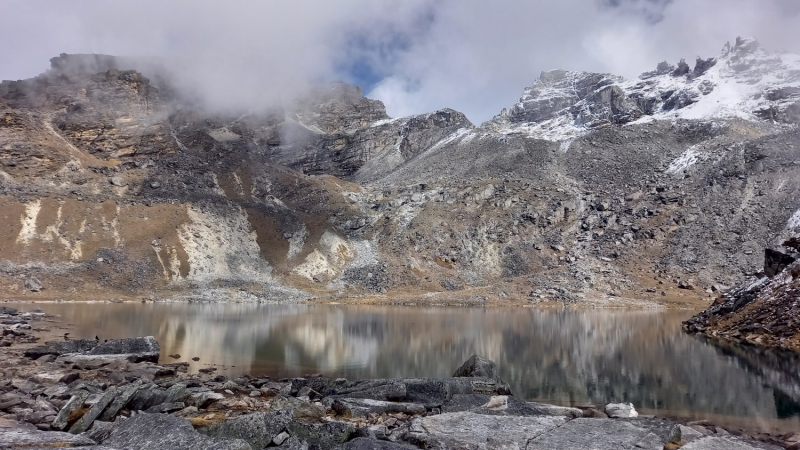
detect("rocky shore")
[1,307,798,449]
[683,238,800,352]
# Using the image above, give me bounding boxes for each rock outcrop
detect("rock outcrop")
[683,237,800,351]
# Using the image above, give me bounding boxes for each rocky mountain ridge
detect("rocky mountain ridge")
[0,38,798,305]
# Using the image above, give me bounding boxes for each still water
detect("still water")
[12,303,800,433]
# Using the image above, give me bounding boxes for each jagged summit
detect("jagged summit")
[484,37,800,143]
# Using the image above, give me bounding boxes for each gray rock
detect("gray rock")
[191,391,225,408]
[103,413,252,450]
[127,385,168,411]
[344,437,419,450]
[401,378,450,408]
[453,355,502,381]
[144,401,185,413]
[404,411,567,449]
[0,428,97,447]
[680,436,783,450]
[332,398,426,418]
[526,402,583,418]
[273,431,290,445]
[0,306,18,315]
[286,420,355,449]
[52,390,89,431]
[200,411,292,450]
[87,336,160,363]
[24,277,43,292]
[678,424,706,444]
[84,420,115,444]
[109,176,127,187]
[269,394,326,420]
[279,435,309,450]
[69,387,117,434]
[442,394,547,417]
[604,402,638,418]
[98,380,142,421]
[527,418,679,450]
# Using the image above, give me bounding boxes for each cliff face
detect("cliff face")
[1,40,799,305]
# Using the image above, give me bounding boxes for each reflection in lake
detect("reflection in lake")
[15,303,800,433]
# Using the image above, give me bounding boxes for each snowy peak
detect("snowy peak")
[485,37,800,142]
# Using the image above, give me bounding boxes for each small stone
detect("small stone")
[273,431,290,445]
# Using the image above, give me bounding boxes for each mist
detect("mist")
[2,0,799,122]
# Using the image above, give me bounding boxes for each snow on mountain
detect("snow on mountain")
[484,37,800,144]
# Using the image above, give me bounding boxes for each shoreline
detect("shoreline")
[1,305,798,449]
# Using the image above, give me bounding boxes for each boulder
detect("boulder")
[286,420,355,449]
[0,306,18,315]
[87,336,160,363]
[764,248,796,277]
[84,420,115,444]
[191,391,225,408]
[102,413,252,450]
[605,402,638,418]
[331,398,426,418]
[200,411,292,450]
[269,394,326,420]
[453,355,501,381]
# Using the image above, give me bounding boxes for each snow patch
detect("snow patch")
[666,146,703,175]
[788,209,800,230]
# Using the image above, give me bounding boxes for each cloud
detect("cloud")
[2,0,799,122]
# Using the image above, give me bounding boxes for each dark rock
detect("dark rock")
[200,411,292,450]
[401,378,450,408]
[87,336,160,363]
[765,248,796,277]
[103,413,252,450]
[0,306,18,315]
[453,355,501,381]
[25,339,98,359]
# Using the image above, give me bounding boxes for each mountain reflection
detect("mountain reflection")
[18,303,800,432]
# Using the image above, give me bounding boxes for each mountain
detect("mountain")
[1,38,799,305]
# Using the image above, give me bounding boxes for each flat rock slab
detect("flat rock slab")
[526,418,679,450]
[332,398,426,417]
[407,411,567,448]
[102,413,252,450]
[680,436,783,450]
[0,428,97,447]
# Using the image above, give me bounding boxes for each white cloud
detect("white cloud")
[2,0,799,122]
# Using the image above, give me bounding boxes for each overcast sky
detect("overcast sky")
[2,0,799,123]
